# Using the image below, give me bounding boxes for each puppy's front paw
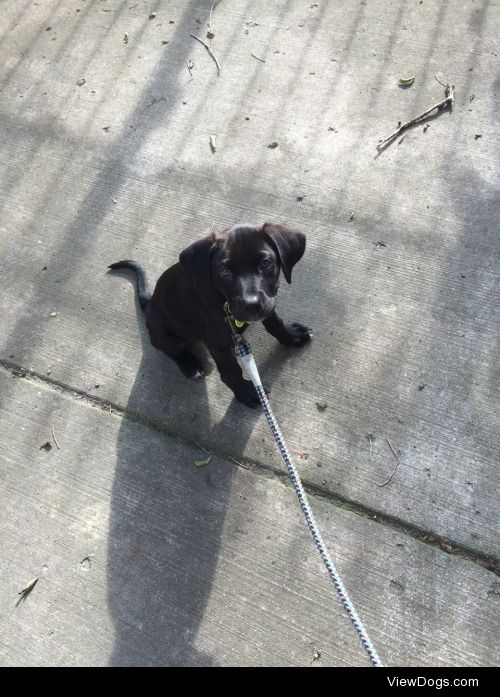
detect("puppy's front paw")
[279,322,312,347]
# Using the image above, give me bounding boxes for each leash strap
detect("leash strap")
[225,309,383,667]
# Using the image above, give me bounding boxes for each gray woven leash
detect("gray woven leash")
[225,309,383,667]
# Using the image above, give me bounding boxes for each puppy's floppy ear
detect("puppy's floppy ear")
[179,234,217,291]
[263,223,306,284]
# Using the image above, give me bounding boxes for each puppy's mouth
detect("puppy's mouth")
[228,299,276,324]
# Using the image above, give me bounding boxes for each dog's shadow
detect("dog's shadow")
[106,284,288,666]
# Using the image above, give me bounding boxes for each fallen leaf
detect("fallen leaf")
[268,141,279,149]
[348,212,356,222]
[194,455,211,467]
[149,12,156,20]
[207,29,215,39]
[76,77,86,86]
[18,577,38,596]
[124,33,129,44]
[49,311,58,318]
[40,441,52,452]
[399,75,415,86]
[209,134,217,153]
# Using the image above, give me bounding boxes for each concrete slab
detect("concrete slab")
[1,370,498,667]
[0,0,499,666]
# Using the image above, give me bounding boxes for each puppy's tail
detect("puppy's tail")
[108,260,151,311]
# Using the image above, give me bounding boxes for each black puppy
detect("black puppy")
[109,223,311,406]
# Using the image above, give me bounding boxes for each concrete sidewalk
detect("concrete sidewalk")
[0,0,499,666]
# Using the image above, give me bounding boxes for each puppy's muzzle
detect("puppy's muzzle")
[229,295,276,323]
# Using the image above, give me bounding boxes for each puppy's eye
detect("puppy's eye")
[259,258,274,272]
[219,267,232,280]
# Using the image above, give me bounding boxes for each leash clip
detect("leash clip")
[224,302,246,344]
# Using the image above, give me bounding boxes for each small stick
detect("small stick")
[194,440,211,456]
[376,437,401,487]
[208,0,222,36]
[378,83,454,149]
[251,52,266,63]
[228,455,251,469]
[190,33,221,75]
[386,436,399,462]
[52,424,60,450]
[376,459,400,488]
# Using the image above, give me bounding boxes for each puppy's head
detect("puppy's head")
[179,223,306,323]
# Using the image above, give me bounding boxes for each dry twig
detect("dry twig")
[376,437,401,487]
[228,455,251,470]
[208,1,223,37]
[386,436,399,461]
[378,81,455,149]
[251,52,266,63]
[367,434,373,460]
[194,440,211,456]
[52,424,60,450]
[190,33,221,75]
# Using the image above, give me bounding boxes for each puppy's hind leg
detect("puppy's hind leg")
[146,308,204,379]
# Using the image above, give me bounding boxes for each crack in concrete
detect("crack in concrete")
[1,358,498,578]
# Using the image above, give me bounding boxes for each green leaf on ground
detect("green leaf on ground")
[194,455,211,467]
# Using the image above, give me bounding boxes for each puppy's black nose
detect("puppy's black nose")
[230,295,264,322]
[242,295,261,312]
